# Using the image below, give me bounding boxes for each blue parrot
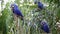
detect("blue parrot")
[11,3,24,20]
[34,0,44,10]
[41,19,50,33]
[37,2,44,10]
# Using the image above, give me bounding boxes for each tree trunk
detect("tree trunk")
[13,14,20,34]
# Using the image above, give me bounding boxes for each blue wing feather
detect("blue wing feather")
[14,8,23,17]
[38,2,43,9]
[41,24,50,33]
[11,3,23,17]
[41,20,50,33]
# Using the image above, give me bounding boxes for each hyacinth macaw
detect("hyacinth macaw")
[11,3,24,20]
[34,0,44,10]
[41,19,50,33]
[37,2,43,10]
[11,3,24,27]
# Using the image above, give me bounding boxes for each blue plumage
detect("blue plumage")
[11,3,23,17]
[38,2,43,9]
[34,0,44,9]
[41,19,50,33]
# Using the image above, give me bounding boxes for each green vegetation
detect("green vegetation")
[0,0,60,34]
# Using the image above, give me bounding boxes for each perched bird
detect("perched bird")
[11,3,24,26]
[11,3,24,20]
[37,2,43,10]
[34,0,44,10]
[41,19,50,33]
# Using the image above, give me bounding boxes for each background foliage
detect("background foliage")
[0,0,60,34]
